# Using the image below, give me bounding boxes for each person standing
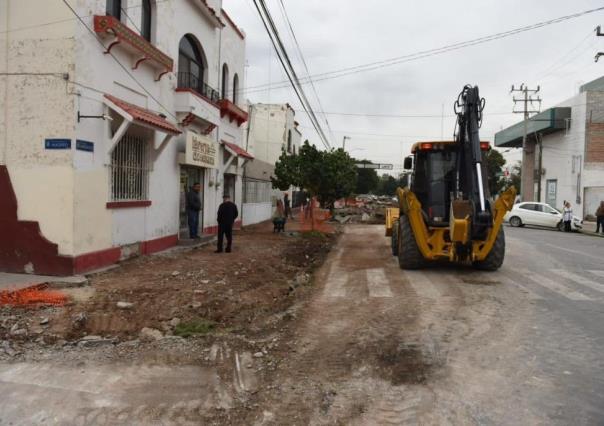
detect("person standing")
[563,201,573,232]
[186,182,201,239]
[596,201,604,234]
[284,192,292,219]
[216,194,238,253]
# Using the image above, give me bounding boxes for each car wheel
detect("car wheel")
[509,216,522,227]
[557,221,564,232]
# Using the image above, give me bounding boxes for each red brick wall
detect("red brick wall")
[586,122,604,163]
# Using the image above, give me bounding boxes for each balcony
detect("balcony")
[175,72,221,128]
[219,99,248,126]
[93,15,173,81]
[177,72,220,104]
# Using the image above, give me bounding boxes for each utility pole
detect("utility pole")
[511,83,541,201]
[595,26,604,62]
[342,136,350,150]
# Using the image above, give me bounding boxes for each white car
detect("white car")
[504,202,583,231]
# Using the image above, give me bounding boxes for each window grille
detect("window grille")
[243,179,270,203]
[110,133,150,201]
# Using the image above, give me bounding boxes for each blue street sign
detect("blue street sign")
[45,139,71,150]
[76,140,94,152]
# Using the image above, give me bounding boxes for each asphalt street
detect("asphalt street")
[501,225,604,424]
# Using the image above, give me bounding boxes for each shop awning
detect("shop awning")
[104,94,181,135]
[494,107,571,148]
[222,141,254,159]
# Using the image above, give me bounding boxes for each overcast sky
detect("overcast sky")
[223,0,604,172]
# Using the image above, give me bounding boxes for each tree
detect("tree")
[355,160,379,194]
[485,149,506,195]
[376,174,399,196]
[271,141,358,211]
[317,148,358,210]
[271,147,300,190]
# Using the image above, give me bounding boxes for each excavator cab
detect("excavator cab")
[405,141,492,228]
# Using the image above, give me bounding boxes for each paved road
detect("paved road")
[251,224,604,425]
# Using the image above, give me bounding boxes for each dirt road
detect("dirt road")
[242,225,595,425]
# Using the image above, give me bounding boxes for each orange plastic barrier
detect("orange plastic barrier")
[0,284,68,306]
[299,198,334,233]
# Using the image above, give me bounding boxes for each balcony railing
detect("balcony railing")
[177,72,220,104]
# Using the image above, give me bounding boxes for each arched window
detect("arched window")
[287,130,292,153]
[106,0,121,19]
[221,64,229,100]
[141,0,152,41]
[178,35,205,94]
[232,74,239,104]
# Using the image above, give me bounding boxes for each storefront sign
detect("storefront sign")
[44,139,71,150]
[184,132,218,169]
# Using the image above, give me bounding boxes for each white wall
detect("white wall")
[538,92,586,212]
[1,0,247,262]
[0,0,77,255]
[242,202,272,226]
[247,104,301,165]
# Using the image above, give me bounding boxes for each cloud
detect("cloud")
[224,0,604,169]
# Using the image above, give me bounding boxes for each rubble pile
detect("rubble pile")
[332,195,395,225]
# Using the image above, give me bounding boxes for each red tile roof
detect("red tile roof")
[222,141,254,160]
[104,94,181,135]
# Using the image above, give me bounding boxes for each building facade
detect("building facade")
[495,76,604,218]
[0,0,251,275]
[242,103,302,225]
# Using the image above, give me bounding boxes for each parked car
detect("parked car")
[504,202,583,231]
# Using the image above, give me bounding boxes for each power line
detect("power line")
[60,0,177,120]
[251,0,331,148]
[276,0,336,144]
[258,0,332,148]
[240,6,604,94]
[0,0,173,35]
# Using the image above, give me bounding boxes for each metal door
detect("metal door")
[546,179,557,209]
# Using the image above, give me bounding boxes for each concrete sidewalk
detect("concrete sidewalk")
[580,221,604,238]
[0,273,87,291]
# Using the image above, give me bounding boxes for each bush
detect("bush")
[173,319,216,338]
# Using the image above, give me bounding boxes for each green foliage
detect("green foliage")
[355,160,379,194]
[485,149,507,195]
[375,174,407,196]
[271,148,300,190]
[272,141,358,210]
[173,319,216,337]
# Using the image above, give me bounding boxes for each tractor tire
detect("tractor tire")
[391,219,399,256]
[473,227,506,271]
[397,215,426,269]
[509,216,522,227]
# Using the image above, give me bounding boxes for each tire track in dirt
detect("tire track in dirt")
[247,225,470,425]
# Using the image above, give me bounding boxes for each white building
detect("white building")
[0,0,252,275]
[495,76,604,218]
[242,103,303,225]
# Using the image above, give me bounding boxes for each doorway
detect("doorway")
[179,167,204,238]
[224,174,236,201]
[546,179,557,209]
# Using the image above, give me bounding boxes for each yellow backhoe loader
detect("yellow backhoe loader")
[387,85,516,271]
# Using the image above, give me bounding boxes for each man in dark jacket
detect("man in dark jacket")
[186,182,202,239]
[216,194,238,253]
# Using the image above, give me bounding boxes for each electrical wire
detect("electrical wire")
[258,0,332,148]
[60,0,177,120]
[276,0,336,144]
[251,0,331,148]
[0,0,172,35]
[239,6,604,94]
